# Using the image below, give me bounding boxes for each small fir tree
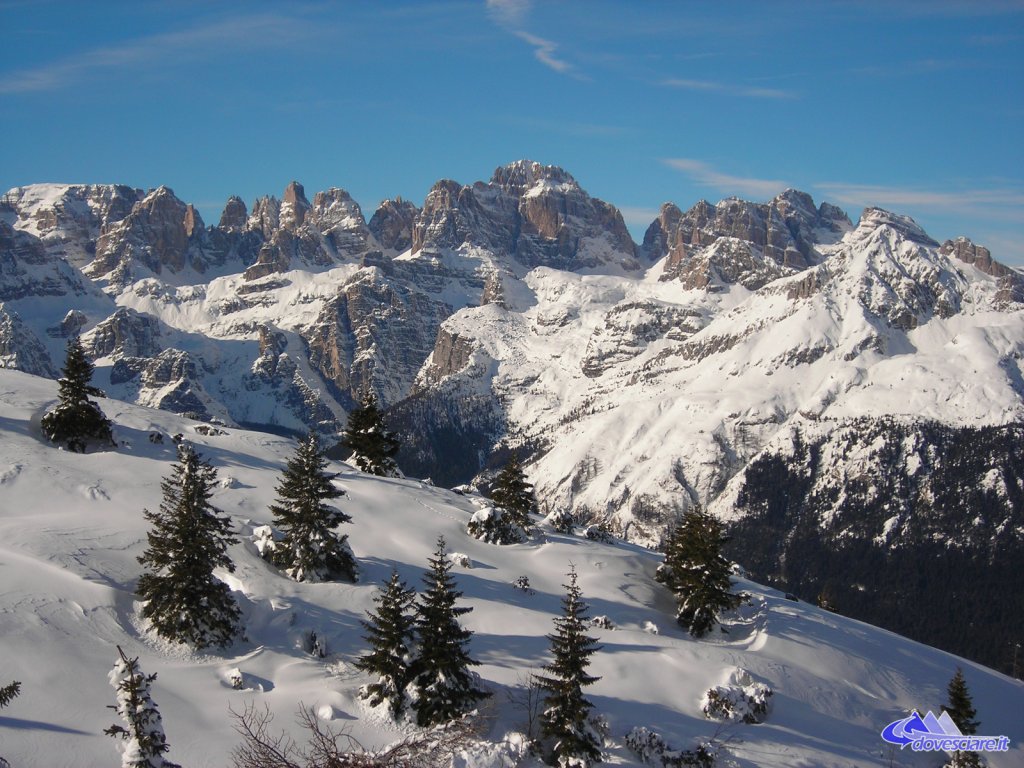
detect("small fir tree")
[0,680,20,708]
[137,445,242,649]
[490,452,537,531]
[656,506,742,638]
[268,432,356,582]
[355,570,418,717]
[340,392,400,476]
[410,536,489,726]
[104,646,179,768]
[537,566,603,767]
[41,336,114,452]
[467,505,526,545]
[942,667,983,768]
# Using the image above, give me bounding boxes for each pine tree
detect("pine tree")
[538,566,603,767]
[942,667,984,768]
[355,570,417,717]
[104,645,179,768]
[410,536,489,726]
[268,432,356,582]
[40,336,114,452]
[340,392,400,476]
[655,506,742,638]
[0,680,20,708]
[137,445,242,649]
[490,452,537,532]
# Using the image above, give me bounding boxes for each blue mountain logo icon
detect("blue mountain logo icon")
[881,710,1009,754]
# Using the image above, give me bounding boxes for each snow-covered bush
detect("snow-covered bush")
[582,522,616,544]
[546,507,576,534]
[625,726,717,767]
[513,575,534,594]
[466,505,526,545]
[251,525,278,558]
[448,552,473,568]
[590,615,614,630]
[701,669,772,724]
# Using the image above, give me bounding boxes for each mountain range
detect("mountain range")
[2,160,1022,673]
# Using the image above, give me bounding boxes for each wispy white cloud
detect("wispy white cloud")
[661,77,797,100]
[815,182,1024,222]
[663,158,790,200]
[485,0,579,77]
[512,30,573,74]
[0,14,316,94]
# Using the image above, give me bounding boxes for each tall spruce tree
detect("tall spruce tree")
[137,445,242,649]
[105,646,179,768]
[410,536,488,726]
[942,667,983,768]
[355,570,417,717]
[490,452,537,531]
[41,336,113,452]
[656,505,742,638]
[340,392,400,476]
[268,432,356,582]
[538,566,603,767]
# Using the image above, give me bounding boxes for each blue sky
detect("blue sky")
[2,0,1022,260]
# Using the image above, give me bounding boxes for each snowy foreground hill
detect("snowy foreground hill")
[0,368,1021,768]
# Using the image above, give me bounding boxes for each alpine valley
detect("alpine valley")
[2,160,1022,679]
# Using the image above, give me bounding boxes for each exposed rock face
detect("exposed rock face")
[308,188,373,258]
[248,196,281,239]
[137,348,218,422]
[304,268,453,407]
[417,326,483,388]
[83,307,162,359]
[280,181,311,231]
[648,189,851,283]
[941,236,1024,304]
[219,196,248,231]
[411,160,638,270]
[0,305,56,377]
[1,184,143,268]
[368,197,419,254]
[0,221,96,299]
[581,299,703,377]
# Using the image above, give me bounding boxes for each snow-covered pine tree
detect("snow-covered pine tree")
[467,505,525,544]
[40,336,113,452]
[655,505,742,638]
[0,680,19,708]
[537,565,603,767]
[268,432,356,582]
[136,445,242,649]
[490,452,537,532]
[942,667,984,768]
[355,569,417,717]
[104,645,179,768]
[410,536,489,727]
[340,392,400,476]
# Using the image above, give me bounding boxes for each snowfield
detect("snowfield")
[0,367,1021,767]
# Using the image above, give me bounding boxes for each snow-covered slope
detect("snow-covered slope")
[0,368,1021,768]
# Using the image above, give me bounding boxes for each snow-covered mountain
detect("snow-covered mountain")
[0,368,1021,768]
[2,161,1022,673]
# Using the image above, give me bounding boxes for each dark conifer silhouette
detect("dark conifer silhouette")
[137,445,241,649]
[355,570,417,717]
[268,432,356,582]
[538,566,603,766]
[0,680,20,709]
[490,452,537,531]
[942,667,983,768]
[410,536,488,726]
[656,506,742,638]
[340,392,400,476]
[41,336,113,452]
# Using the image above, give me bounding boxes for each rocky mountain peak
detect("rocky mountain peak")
[218,196,248,231]
[940,236,1023,304]
[369,197,420,254]
[490,159,577,194]
[280,181,311,230]
[855,207,937,246]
